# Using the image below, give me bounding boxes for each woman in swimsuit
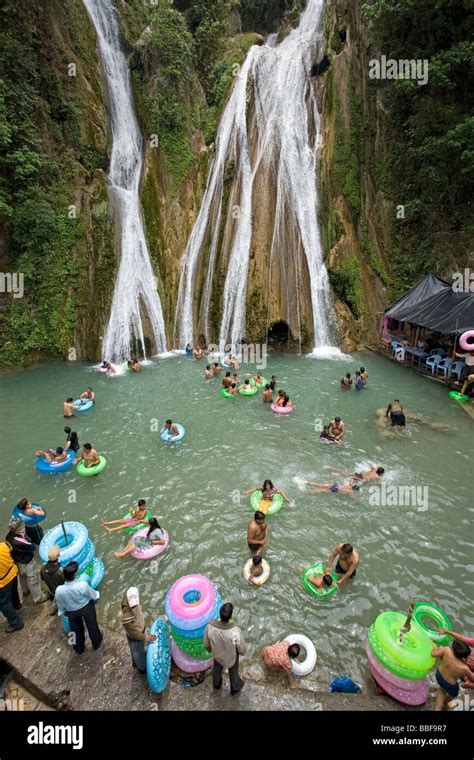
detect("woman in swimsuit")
[242,479,290,514]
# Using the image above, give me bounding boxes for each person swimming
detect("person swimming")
[304,479,360,494]
[64,398,75,418]
[262,384,273,402]
[385,399,406,427]
[341,373,352,389]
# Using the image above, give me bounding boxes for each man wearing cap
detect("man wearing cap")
[121,587,156,674]
[329,416,345,440]
[0,538,23,632]
[6,517,47,604]
[55,561,102,654]
[40,546,64,616]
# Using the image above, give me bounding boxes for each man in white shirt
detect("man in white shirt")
[55,561,102,654]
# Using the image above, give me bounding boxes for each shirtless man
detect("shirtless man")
[262,384,273,402]
[247,511,268,555]
[212,362,222,377]
[131,358,140,372]
[102,499,149,533]
[329,416,345,439]
[63,398,75,418]
[385,399,406,427]
[352,465,385,482]
[253,371,264,385]
[326,543,360,586]
[227,355,240,370]
[74,443,100,468]
[360,367,368,383]
[161,420,180,438]
[341,373,352,390]
[222,372,232,388]
[80,387,95,401]
[432,640,474,710]
[35,447,67,464]
[192,346,203,360]
[304,479,360,495]
[204,365,214,380]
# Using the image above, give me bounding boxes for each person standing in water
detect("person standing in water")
[64,426,80,454]
[385,400,406,427]
[325,543,360,586]
[247,511,268,554]
[341,373,352,389]
[354,371,364,390]
[262,384,273,402]
[63,398,75,417]
[329,416,345,439]
[204,365,214,380]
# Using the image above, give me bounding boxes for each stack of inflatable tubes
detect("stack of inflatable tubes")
[366,610,438,706]
[165,574,221,673]
[39,522,105,635]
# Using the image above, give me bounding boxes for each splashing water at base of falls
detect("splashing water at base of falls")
[174,0,336,352]
[83,0,167,362]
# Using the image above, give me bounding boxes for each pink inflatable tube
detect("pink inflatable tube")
[365,642,426,692]
[171,641,213,674]
[168,574,215,621]
[369,663,429,706]
[271,403,293,415]
[460,330,474,351]
[131,529,169,560]
[99,367,107,373]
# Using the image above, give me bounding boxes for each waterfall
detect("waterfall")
[83,0,167,362]
[174,0,337,353]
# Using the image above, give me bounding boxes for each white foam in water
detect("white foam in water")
[83,0,167,363]
[174,0,339,353]
[306,346,352,361]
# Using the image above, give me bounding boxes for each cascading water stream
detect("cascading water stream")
[83,0,167,362]
[174,0,338,354]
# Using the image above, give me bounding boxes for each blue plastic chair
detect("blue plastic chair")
[450,361,465,381]
[436,358,452,377]
[391,340,402,355]
[429,348,444,356]
[425,355,441,374]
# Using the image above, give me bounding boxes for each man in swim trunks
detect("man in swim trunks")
[262,384,273,402]
[437,628,474,674]
[64,426,80,453]
[80,387,95,401]
[385,400,406,427]
[432,639,474,710]
[247,511,268,555]
[303,480,360,495]
[35,447,67,464]
[204,365,214,380]
[352,465,385,482]
[329,416,345,439]
[102,500,149,533]
[63,398,75,418]
[74,443,100,468]
[212,362,221,377]
[161,420,180,437]
[222,371,232,388]
[326,543,360,586]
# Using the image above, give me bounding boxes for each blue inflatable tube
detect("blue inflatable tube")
[76,539,95,575]
[169,620,208,640]
[160,423,185,442]
[39,521,88,564]
[36,448,76,473]
[165,589,222,631]
[147,619,171,694]
[12,503,46,526]
[73,398,94,412]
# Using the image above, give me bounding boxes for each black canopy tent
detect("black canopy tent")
[384,274,474,336]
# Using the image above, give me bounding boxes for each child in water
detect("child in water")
[247,555,264,586]
[308,573,334,594]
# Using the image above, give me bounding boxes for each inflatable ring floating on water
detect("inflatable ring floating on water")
[365,642,426,693]
[373,611,435,673]
[449,391,468,401]
[239,385,258,396]
[171,640,213,674]
[412,601,452,645]
[36,448,76,474]
[284,634,317,676]
[39,521,88,565]
[459,330,474,352]
[249,490,284,516]
[160,424,185,442]
[73,398,94,412]
[165,574,221,631]
[131,528,169,560]
[301,562,339,599]
[243,557,270,586]
[121,510,152,535]
[147,619,171,694]
[170,626,213,660]
[221,388,236,399]
[367,625,430,680]
[12,503,46,526]
[77,456,107,477]
[271,402,293,414]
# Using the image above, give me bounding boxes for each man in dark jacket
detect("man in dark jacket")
[6,517,47,604]
[40,545,64,615]
[121,587,156,673]
[204,602,246,695]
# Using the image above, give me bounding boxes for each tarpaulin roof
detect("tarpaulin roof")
[384,273,474,334]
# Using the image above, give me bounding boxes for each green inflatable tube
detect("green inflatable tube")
[249,376,267,388]
[121,510,152,535]
[373,611,435,672]
[301,562,339,599]
[220,388,236,399]
[249,490,284,516]
[239,385,258,396]
[449,391,468,401]
[77,455,107,477]
[368,626,430,680]
[170,626,213,660]
[412,601,453,645]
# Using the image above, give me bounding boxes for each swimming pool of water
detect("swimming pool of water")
[1,352,472,690]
